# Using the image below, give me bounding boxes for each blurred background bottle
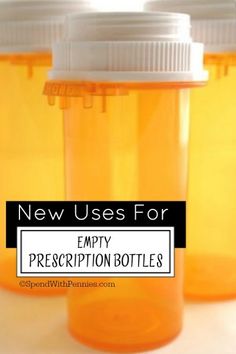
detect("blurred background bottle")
[145,0,236,300]
[0,0,92,296]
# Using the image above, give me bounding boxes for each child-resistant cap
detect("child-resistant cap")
[49,11,207,82]
[0,0,92,53]
[145,0,236,53]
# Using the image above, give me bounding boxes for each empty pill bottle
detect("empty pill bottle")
[0,0,91,296]
[44,12,206,351]
[145,0,236,300]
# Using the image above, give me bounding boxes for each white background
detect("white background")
[18,227,174,276]
[0,289,235,354]
[92,0,144,11]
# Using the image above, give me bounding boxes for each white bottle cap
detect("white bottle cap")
[145,0,236,53]
[0,0,92,53]
[49,12,207,83]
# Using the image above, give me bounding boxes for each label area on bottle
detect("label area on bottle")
[6,201,186,278]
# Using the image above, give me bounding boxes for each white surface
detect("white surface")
[92,0,144,11]
[0,289,235,354]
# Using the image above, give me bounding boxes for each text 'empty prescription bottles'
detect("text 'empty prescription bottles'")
[0,0,91,296]
[146,0,236,301]
[44,12,207,352]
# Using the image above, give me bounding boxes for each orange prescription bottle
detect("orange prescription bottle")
[145,0,236,300]
[0,0,91,296]
[44,12,207,351]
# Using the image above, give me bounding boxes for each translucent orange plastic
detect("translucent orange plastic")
[0,54,65,295]
[45,81,197,352]
[186,54,236,300]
